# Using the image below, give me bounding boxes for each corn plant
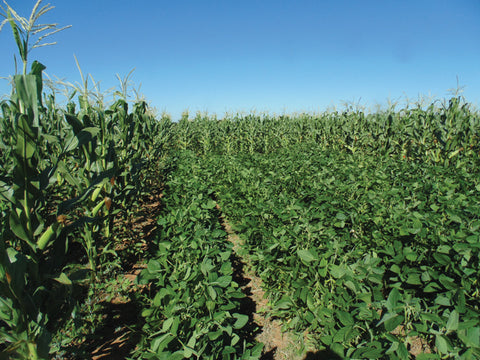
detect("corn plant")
[0,60,98,359]
[0,2,76,358]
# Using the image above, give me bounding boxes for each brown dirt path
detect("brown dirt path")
[89,190,164,360]
[60,187,164,360]
[216,204,319,360]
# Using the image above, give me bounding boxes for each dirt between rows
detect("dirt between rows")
[216,203,321,360]
[89,196,322,360]
[80,189,431,359]
[87,197,339,359]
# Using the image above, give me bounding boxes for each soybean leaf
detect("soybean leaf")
[297,249,318,263]
[446,309,459,333]
[53,272,72,285]
[232,313,249,329]
[458,327,480,348]
[211,275,232,288]
[435,334,450,354]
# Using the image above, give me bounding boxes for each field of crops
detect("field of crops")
[1,1,480,359]
[166,104,480,359]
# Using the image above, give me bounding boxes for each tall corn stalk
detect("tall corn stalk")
[0,2,72,358]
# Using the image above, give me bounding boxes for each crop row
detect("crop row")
[0,59,170,358]
[171,98,479,168]
[132,152,262,359]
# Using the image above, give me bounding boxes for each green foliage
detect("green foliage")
[133,153,262,359]
[171,99,479,167]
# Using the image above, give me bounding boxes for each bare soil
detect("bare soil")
[217,204,319,360]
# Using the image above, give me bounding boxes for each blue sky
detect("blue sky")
[1,0,479,120]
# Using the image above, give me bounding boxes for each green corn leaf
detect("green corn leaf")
[5,248,28,295]
[9,211,33,246]
[14,72,44,127]
[64,113,85,134]
[56,161,82,189]
[7,11,26,64]
[0,297,15,328]
[0,180,14,204]
[15,113,37,160]
[30,61,46,76]
[37,223,57,250]
[64,127,100,153]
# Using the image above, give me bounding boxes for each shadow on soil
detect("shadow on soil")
[230,251,264,351]
[63,299,143,360]
[261,347,277,360]
[86,300,142,359]
[213,202,267,356]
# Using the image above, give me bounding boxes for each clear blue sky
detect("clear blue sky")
[1,0,479,120]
